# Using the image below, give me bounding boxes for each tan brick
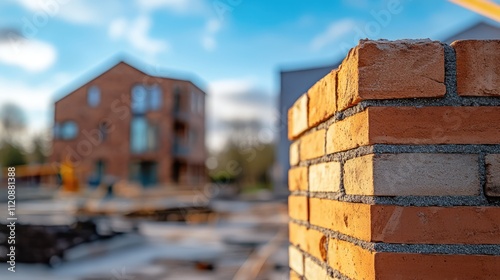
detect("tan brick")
[289,167,308,191]
[328,239,375,280]
[486,154,500,197]
[371,205,500,244]
[306,229,327,262]
[309,198,372,241]
[299,129,326,160]
[288,94,309,140]
[326,110,369,153]
[337,39,445,111]
[344,153,479,196]
[289,196,308,221]
[304,257,330,280]
[289,245,304,276]
[289,222,307,249]
[290,141,300,166]
[308,70,337,127]
[453,40,500,96]
[375,253,500,279]
[309,162,341,193]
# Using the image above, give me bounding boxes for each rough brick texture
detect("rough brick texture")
[337,39,445,111]
[309,162,341,193]
[486,154,500,197]
[299,129,326,160]
[289,167,308,192]
[288,39,500,280]
[288,94,308,140]
[308,70,337,126]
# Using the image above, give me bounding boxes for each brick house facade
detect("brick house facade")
[50,61,206,187]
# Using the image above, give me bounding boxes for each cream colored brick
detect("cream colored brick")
[290,141,300,166]
[289,245,304,275]
[344,154,480,196]
[305,257,330,280]
[309,162,341,192]
[289,94,308,139]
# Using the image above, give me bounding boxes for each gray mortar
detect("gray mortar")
[375,243,500,256]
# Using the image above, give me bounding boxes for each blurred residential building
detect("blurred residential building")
[50,60,206,187]
[275,20,500,196]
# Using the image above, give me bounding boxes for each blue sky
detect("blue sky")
[0,0,487,150]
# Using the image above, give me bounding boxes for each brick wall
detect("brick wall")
[287,39,500,280]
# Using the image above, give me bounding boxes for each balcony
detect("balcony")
[173,109,190,123]
[173,138,189,157]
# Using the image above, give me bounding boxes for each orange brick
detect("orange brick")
[308,70,337,126]
[290,270,302,280]
[289,196,309,222]
[326,110,369,154]
[288,94,309,140]
[309,198,500,244]
[289,222,307,250]
[369,106,500,146]
[289,167,308,191]
[375,253,500,279]
[486,154,500,197]
[328,107,500,153]
[328,238,375,280]
[300,129,326,160]
[309,162,341,193]
[309,198,372,241]
[344,153,479,196]
[371,205,500,244]
[337,39,445,111]
[453,40,500,96]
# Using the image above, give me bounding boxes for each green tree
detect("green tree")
[0,141,26,167]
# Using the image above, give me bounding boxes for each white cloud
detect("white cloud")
[135,0,207,14]
[0,73,71,132]
[108,16,169,56]
[0,38,56,72]
[202,19,222,51]
[310,19,358,51]
[206,79,277,151]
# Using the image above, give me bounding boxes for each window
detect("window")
[130,117,158,153]
[190,91,197,113]
[60,121,78,140]
[132,84,162,113]
[132,85,148,114]
[197,93,203,114]
[99,121,109,141]
[173,85,181,112]
[87,85,101,107]
[149,85,162,111]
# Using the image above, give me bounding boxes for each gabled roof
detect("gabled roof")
[53,54,206,104]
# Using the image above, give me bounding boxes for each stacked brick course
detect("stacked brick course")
[288,39,500,279]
